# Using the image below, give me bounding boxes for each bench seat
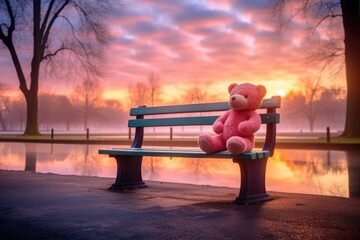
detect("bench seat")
[99,148,270,160]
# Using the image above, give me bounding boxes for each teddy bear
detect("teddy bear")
[198,83,266,154]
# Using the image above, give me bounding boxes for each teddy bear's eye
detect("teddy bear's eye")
[244,95,248,99]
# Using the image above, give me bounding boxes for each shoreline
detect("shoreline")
[1,136,360,151]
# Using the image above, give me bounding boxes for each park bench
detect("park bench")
[98,96,281,204]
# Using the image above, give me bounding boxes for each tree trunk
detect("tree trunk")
[308,102,315,133]
[84,96,89,131]
[0,112,7,130]
[22,0,42,136]
[341,0,360,137]
[309,119,314,133]
[24,90,40,135]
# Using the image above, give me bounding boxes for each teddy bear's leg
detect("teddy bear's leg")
[226,136,254,154]
[198,134,226,153]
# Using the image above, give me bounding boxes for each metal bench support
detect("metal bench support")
[233,157,272,204]
[109,155,147,190]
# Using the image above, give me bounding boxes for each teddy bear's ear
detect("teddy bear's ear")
[228,83,237,93]
[257,85,267,98]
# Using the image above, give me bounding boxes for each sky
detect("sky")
[0,0,344,104]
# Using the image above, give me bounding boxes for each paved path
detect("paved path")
[1,170,359,239]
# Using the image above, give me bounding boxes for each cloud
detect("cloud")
[174,2,234,29]
[1,0,343,100]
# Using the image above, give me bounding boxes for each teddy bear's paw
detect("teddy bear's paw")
[198,135,217,153]
[238,122,260,136]
[226,137,246,155]
[213,122,224,134]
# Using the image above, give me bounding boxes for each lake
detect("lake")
[1,142,359,198]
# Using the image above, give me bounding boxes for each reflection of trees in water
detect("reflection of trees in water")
[142,156,220,183]
[142,157,158,180]
[190,159,211,183]
[0,143,101,176]
[69,145,101,176]
[0,143,6,167]
[0,142,26,157]
[275,150,348,197]
[24,143,37,172]
[347,151,360,198]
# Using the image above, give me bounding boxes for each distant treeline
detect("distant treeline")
[0,84,346,133]
[0,93,128,132]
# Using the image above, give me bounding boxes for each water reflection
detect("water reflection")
[0,142,356,198]
[25,143,37,172]
[347,151,360,198]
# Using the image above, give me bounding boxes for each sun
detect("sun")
[276,89,286,97]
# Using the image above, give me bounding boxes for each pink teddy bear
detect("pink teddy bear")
[198,83,267,154]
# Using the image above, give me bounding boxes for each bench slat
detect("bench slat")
[99,148,270,160]
[128,113,280,127]
[130,97,281,116]
[129,116,218,127]
[130,102,229,116]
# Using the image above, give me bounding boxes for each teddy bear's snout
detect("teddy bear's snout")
[230,94,245,102]
[229,94,248,110]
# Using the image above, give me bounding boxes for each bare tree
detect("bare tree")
[181,80,215,104]
[300,76,322,132]
[272,0,360,137]
[74,79,102,130]
[0,0,117,135]
[128,82,150,107]
[148,72,161,107]
[282,80,346,132]
[180,80,216,133]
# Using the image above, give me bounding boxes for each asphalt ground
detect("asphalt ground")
[0,170,360,240]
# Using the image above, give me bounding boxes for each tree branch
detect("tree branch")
[71,1,109,44]
[56,15,90,57]
[0,24,7,40]
[0,0,28,93]
[0,0,14,41]
[313,13,343,33]
[42,44,69,60]
[4,0,15,35]
[41,0,70,52]
[40,0,56,36]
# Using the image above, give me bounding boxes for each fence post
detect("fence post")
[86,128,89,140]
[170,127,173,140]
[326,127,330,143]
[51,128,54,139]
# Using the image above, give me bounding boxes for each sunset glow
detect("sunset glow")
[0,0,344,106]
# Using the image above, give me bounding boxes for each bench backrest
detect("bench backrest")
[129,96,281,156]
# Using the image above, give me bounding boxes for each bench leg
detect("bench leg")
[109,156,147,191]
[233,157,272,204]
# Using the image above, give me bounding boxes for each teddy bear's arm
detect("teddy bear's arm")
[238,111,261,136]
[213,110,231,134]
